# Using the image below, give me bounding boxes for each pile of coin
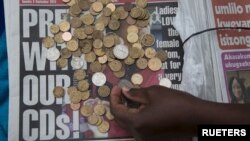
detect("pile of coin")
[47,0,169,133]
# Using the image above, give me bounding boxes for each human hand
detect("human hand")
[110,85,199,141]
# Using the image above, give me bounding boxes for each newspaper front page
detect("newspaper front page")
[207,0,250,103]
[5,0,184,140]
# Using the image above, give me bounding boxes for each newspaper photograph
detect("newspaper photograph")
[5,0,184,140]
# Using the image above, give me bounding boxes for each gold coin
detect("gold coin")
[136,19,149,28]
[103,35,115,48]
[67,86,78,96]
[80,40,93,54]
[130,7,141,19]
[66,0,76,6]
[124,56,135,65]
[106,3,116,12]
[80,90,90,101]
[108,20,120,30]
[108,60,122,72]
[81,14,95,25]
[53,86,65,98]
[80,105,94,117]
[98,120,110,133]
[43,36,55,48]
[93,39,103,49]
[139,48,145,58]
[88,114,99,125]
[74,28,87,39]
[95,116,103,126]
[90,61,102,72]
[70,103,81,111]
[126,16,137,25]
[136,57,148,69]
[85,52,96,63]
[148,57,162,71]
[72,48,82,57]
[111,11,120,20]
[74,69,86,80]
[141,34,155,47]
[94,104,106,116]
[70,91,82,104]
[98,55,108,64]
[60,48,72,59]
[129,47,141,59]
[97,15,110,27]
[156,50,168,62]
[56,57,68,68]
[133,43,143,49]
[127,25,139,34]
[59,20,70,32]
[54,32,64,44]
[89,6,100,16]
[50,24,60,34]
[116,6,128,20]
[95,22,105,31]
[136,0,147,8]
[69,4,82,15]
[92,30,104,40]
[100,0,111,5]
[113,67,125,78]
[105,110,114,120]
[84,25,94,35]
[127,32,138,43]
[78,0,90,11]
[92,1,103,12]
[131,73,143,85]
[145,47,156,59]
[78,80,90,92]
[67,39,79,51]
[98,85,111,97]
[93,48,105,57]
[102,7,112,17]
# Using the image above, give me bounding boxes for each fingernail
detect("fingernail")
[122,87,130,92]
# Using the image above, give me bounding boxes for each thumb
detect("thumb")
[122,87,148,104]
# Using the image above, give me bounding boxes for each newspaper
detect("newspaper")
[5,0,184,140]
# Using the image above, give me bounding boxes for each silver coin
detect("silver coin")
[118,79,134,89]
[46,47,60,61]
[113,44,129,59]
[159,78,172,88]
[92,72,106,86]
[71,57,84,69]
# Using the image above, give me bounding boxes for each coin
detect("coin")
[159,78,172,88]
[148,57,162,71]
[92,30,104,40]
[59,21,70,32]
[93,39,103,49]
[103,35,115,48]
[156,50,168,62]
[108,60,122,72]
[92,1,103,12]
[108,20,120,30]
[130,7,141,19]
[72,48,82,57]
[78,0,90,11]
[43,36,55,48]
[95,116,103,126]
[113,67,125,78]
[98,85,110,97]
[80,40,93,54]
[145,47,156,59]
[50,24,60,34]
[95,22,105,31]
[60,48,72,59]
[54,32,64,44]
[113,44,129,59]
[46,47,60,61]
[84,25,94,35]
[78,80,90,92]
[70,91,82,104]
[136,0,147,8]
[71,57,84,69]
[74,28,87,39]
[102,7,112,16]
[81,14,95,25]
[81,90,90,101]
[92,72,106,86]
[67,86,78,96]
[133,43,143,49]
[129,47,140,59]
[85,52,96,63]
[80,105,94,117]
[136,57,148,69]
[127,25,139,34]
[106,3,116,12]
[127,32,138,43]
[53,86,65,98]
[62,32,72,41]
[90,61,102,72]
[70,4,82,15]
[141,34,155,47]
[94,48,106,56]
[126,16,137,25]
[70,17,82,28]
[56,57,68,68]
[94,104,106,116]
[70,103,81,111]
[124,56,135,65]
[74,69,86,80]
[118,79,134,89]
[88,114,99,125]
[131,73,143,85]
[98,55,108,64]
[116,6,128,20]
[98,120,110,133]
